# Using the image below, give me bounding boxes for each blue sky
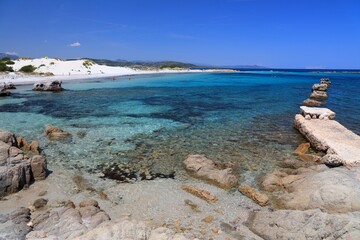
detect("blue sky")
[1,0,359,68]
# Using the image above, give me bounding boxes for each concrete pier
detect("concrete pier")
[294,107,360,166]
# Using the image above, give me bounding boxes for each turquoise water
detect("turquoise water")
[0,72,359,178]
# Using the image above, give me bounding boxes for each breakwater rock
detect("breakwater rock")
[302,78,331,106]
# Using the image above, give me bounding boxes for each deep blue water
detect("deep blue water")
[0,71,359,177]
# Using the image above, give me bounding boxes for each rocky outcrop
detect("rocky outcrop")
[0,207,32,240]
[261,165,360,213]
[238,185,269,206]
[45,125,71,141]
[0,129,48,197]
[183,155,238,189]
[32,80,63,92]
[0,82,16,89]
[16,136,41,155]
[246,208,360,240]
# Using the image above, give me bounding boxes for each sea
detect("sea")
[0,70,359,181]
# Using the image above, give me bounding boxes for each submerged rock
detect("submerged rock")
[183,154,238,189]
[238,185,269,206]
[0,207,31,240]
[0,88,11,97]
[33,80,63,91]
[45,125,71,141]
[181,184,217,204]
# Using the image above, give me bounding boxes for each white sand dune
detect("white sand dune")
[1,58,202,85]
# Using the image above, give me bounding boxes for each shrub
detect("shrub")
[83,60,94,68]
[19,65,36,73]
[0,62,14,72]
[38,64,46,68]
[1,57,10,61]
[5,60,15,65]
[50,62,55,65]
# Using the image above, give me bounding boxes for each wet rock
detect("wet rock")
[30,155,48,180]
[79,199,99,208]
[246,209,360,240]
[0,129,16,146]
[181,184,217,204]
[238,185,269,206]
[302,98,323,107]
[33,80,63,91]
[183,154,238,189]
[293,142,310,155]
[45,125,71,141]
[1,82,16,90]
[0,207,31,240]
[320,78,331,86]
[33,198,48,209]
[0,88,11,97]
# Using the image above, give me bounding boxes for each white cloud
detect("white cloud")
[69,42,81,47]
[5,51,18,55]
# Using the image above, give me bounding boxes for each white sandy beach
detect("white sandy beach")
[0,58,215,85]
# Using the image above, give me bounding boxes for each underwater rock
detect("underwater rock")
[45,125,71,141]
[183,154,238,189]
[238,185,269,206]
[0,207,31,240]
[181,184,217,204]
[33,80,63,91]
[0,88,11,97]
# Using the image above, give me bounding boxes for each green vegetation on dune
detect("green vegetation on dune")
[0,57,14,72]
[19,65,36,73]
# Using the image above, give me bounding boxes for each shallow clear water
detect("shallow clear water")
[0,72,359,179]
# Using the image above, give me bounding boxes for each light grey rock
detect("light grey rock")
[262,165,360,213]
[246,209,360,240]
[321,154,344,167]
[30,155,47,180]
[0,207,31,240]
[0,129,16,146]
[32,81,63,92]
[183,154,238,189]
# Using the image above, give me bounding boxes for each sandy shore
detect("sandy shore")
[0,58,235,86]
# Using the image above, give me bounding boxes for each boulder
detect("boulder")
[261,165,360,213]
[33,80,63,92]
[30,155,48,180]
[246,209,360,240]
[238,185,269,206]
[2,82,16,89]
[0,88,11,97]
[45,125,71,140]
[33,198,48,209]
[183,154,238,189]
[0,129,16,146]
[321,154,343,167]
[320,78,331,86]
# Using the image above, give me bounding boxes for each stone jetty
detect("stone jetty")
[302,78,331,106]
[294,107,360,166]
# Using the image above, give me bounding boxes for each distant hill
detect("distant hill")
[84,58,198,69]
[0,52,19,60]
[221,65,267,69]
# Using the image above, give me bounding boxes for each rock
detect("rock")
[201,215,214,223]
[0,207,31,240]
[33,80,63,91]
[302,98,323,107]
[238,185,269,206]
[33,198,48,209]
[45,125,71,140]
[0,89,11,97]
[246,209,360,240]
[1,82,16,90]
[29,198,110,239]
[321,154,343,167]
[304,114,311,120]
[0,129,16,146]
[79,199,99,208]
[310,90,328,100]
[262,165,360,213]
[312,83,328,91]
[73,219,152,240]
[300,106,335,120]
[30,155,47,180]
[320,78,331,86]
[293,142,310,155]
[181,184,217,204]
[149,227,189,240]
[183,155,238,189]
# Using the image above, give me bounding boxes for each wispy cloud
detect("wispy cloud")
[170,33,198,40]
[5,51,18,55]
[69,42,81,47]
